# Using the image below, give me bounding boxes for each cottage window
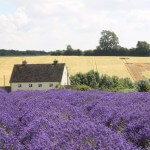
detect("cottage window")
[18,84,22,88]
[29,84,32,87]
[50,83,53,87]
[38,84,42,87]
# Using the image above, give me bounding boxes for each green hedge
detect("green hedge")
[70,70,135,92]
[136,80,150,92]
[73,85,91,91]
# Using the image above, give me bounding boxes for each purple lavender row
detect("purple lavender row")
[0,89,149,150]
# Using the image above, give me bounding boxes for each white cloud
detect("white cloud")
[0,0,150,50]
[0,7,30,32]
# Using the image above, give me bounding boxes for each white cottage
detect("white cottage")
[10,60,70,91]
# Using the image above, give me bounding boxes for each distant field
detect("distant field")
[0,56,150,86]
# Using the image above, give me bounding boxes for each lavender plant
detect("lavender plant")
[0,89,149,150]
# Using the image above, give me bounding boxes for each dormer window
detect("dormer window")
[38,84,42,87]
[18,84,22,88]
[29,84,32,87]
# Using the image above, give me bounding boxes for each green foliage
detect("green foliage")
[99,75,134,91]
[99,30,119,51]
[136,41,150,56]
[136,80,150,92]
[70,70,100,89]
[137,41,150,50]
[66,45,73,51]
[73,85,91,91]
[119,88,136,92]
[1,30,150,56]
[99,75,113,90]
[70,73,87,85]
[0,49,48,56]
[86,70,100,88]
[112,76,120,88]
[71,71,135,92]
[55,85,66,89]
[120,78,134,89]
[65,45,74,55]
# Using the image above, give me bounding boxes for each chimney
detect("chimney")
[22,60,27,65]
[53,60,58,65]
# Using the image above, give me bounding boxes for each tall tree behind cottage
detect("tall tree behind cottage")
[99,30,119,51]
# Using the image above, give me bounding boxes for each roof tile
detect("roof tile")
[10,63,65,83]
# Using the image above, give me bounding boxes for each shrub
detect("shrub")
[74,85,91,91]
[70,73,87,85]
[112,76,120,88]
[71,71,135,92]
[120,78,134,89]
[137,80,150,92]
[55,85,66,89]
[99,75,134,91]
[99,75,113,90]
[86,70,100,88]
[70,70,100,89]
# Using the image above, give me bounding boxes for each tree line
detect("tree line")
[0,49,48,56]
[1,30,150,56]
[51,30,150,56]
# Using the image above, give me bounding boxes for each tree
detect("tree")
[137,41,150,50]
[99,75,113,90]
[86,70,100,88]
[136,41,150,56]
[70,73,87,85]
[66,45,73,51]
[70,70,100,89]
[99,30,119,51]
[64,45,74,55]
[137,80,150,92]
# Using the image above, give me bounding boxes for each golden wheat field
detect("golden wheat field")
[0,56,150,86]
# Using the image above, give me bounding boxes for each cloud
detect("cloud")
[0,8,29,31]
[0,0,150,50]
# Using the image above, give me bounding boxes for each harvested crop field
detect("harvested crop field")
[126,63,150,81]
[0,56,150,86]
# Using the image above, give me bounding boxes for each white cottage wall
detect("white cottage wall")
[11,82,60,92]
[61,66,70,85]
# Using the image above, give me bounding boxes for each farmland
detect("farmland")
[0,56,150,86]
[0,89,149,149]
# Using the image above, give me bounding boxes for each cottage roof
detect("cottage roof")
[10,63,65,83]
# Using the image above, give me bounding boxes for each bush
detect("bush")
[99,76,134,92]
[120,78,134,89]
[55,85,66,89]
[99,75,113,90]
[70,73,87,85]
[86,70,100,88]
[137,80,150,92]
[74,85,91,91]
[71,71,135,92]
[112,76,120,88]
[70,70,100,89]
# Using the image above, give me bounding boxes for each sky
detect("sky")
[0,0,150,51]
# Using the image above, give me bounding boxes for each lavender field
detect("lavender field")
[0,89,150,150]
